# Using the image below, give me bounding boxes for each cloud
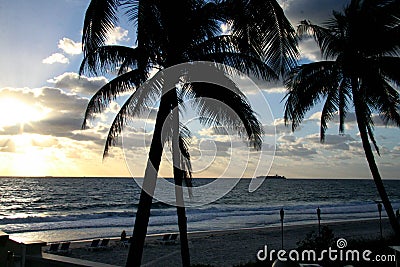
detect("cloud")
[302,133,354,145]
[299,37,322,62]
[58,37,82,55]
[261,82,287,94]
[278,135,297,143]
[0,87,88,137]
[307,111,357,124]
[276,142,318,158]
[105,26,129,45]
[42,53,69,64]
[220,22,232,35]
[279,0,349,25]
[264,118,300,136]
[47,72,108,95]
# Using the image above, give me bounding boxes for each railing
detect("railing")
[0,231,118,267]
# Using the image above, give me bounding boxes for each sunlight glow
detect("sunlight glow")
[10,134,50,176]
[0,97,47,128]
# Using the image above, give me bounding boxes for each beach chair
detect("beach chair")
[159,234,171,244]
[99,238,110,250]
[58,242,71,255]
[119,236,133,248]
[86,239,100,251]
[160,233,179,245]
[45,243,60,253]
[168,233,178,244]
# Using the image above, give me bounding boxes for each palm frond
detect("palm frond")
[223,0,299,76]
[79,46,141,76]
[101,75,163,157]
[82,0,120,55]
[190,35,278,80]
[121,0,139,27]
[368,80,400,127]
[283,61,339,131]
[320,89,339,142]
[338,78,351,134]
[180,62,248,100]
[199,52,278,81]
[257,0,299,76]
[298,20,341,60]
[184,81,263,150]
[82,69,148,130]
[379,57,400,88]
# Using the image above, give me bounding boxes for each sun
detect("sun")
[0,97,46,129]
[0,97,53,176]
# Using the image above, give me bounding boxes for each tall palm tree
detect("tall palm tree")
[284,0,400,238]
[80,0,298,266]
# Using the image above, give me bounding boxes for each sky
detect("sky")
[0,0,399,179]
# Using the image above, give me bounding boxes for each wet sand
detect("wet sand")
[43,218,394,266]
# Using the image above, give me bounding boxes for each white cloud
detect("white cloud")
[105,26,129,45]
[220,22,232,35]
[42,53,69,64]
[308,112,322,121]
[307,111,357,124]
[299,37,322,62]
[58,37,82,55]
[262,86,286,94]
[276,142,318,158]
[47,72,108,94]
[278,135,297,143]
[302,133,354,145]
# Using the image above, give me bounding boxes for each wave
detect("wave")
[1,200,389,226]
[2,177,399,240]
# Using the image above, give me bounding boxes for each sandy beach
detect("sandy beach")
[45,218,394,266]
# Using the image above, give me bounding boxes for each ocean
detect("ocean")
[1,177,399,242]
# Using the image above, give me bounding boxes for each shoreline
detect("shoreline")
[43,218,395,267]
[9,216,386,244]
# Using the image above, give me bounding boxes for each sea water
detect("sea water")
[0,177,399,242]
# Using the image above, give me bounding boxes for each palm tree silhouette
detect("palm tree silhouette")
[80,0,298,266]
[284,0,400,238]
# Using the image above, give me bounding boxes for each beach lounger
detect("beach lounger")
[118,239,129,248]
[159,234,171,244]
[159,233,179,245]
[45,243,60,253]
[58,242,71,255]
[168,233,178,244]
[86,239,100,251]
[99,238,110,250]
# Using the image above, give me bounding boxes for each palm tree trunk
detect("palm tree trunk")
[172,167,191,267]
[125,91,174,267]
[354,95,400,239]
[171,89,191,267]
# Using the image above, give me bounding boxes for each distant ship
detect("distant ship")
[256,174,286,179]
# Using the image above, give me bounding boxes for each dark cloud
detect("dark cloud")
[281,0,349,25]
[0,87,89,138]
